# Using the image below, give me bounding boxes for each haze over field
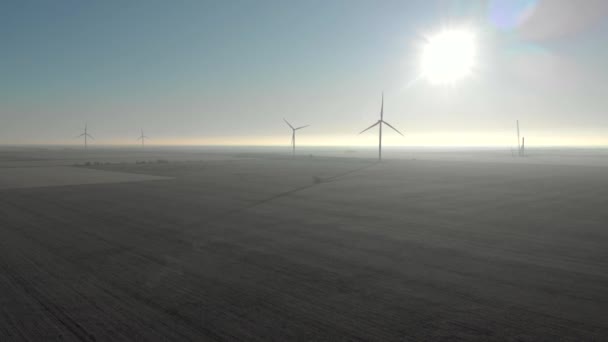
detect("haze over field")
[1,1,608,341]
[2,0,608,147]
[1,148,607,340]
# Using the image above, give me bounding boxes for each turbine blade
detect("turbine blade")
[382,121,404,136]
[283,118,294,130]
[295,125,309,130]
[77,133,85,137]
[86,134,94,139]
[359,121,380,135]
[380,92,384,120]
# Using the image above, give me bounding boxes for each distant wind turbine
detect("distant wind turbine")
[359,93,404,161]
[137,129,149,147]
[516,120,525,157]
[284,119,309,157]
[77,124,94,150]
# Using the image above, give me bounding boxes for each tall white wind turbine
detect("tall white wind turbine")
[359,93,404,161]
[516,120,525,157]
[137,129,149,147]
[284,119,309,157]
[77,124,94,150]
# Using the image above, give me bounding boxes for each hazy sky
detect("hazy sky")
[2,0,608,146]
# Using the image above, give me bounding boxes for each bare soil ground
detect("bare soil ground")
[0,166,169,190]
[0,149,607,341]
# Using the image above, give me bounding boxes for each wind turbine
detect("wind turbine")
[283,119,309,157]
[359,93,404,161]
[516,120,525,157]
[137,129,149,147]
[77,124,94,150]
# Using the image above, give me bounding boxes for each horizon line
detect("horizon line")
[3,143,608,149]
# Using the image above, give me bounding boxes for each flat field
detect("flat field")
[0,148,607,341]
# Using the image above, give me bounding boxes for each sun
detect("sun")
[420,29,476,85]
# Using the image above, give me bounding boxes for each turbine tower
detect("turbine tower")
[283,119,309,157]
[359,93,404,161]
[137,129,149,147]
[77,124,94,150]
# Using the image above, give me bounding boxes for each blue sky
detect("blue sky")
[1,0,607,146]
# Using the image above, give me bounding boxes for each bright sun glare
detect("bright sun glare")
[421,29,476,85]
